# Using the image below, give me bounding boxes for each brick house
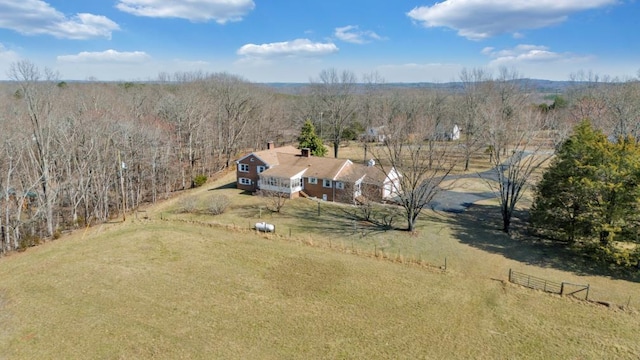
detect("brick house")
[235,143,400,202]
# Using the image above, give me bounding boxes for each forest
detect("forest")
[1,60,640,261]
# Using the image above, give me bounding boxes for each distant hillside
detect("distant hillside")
[264,79,574,95]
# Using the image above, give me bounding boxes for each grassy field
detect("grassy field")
[346,143,496,173]
[1,171,640,359]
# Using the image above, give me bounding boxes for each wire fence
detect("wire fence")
[509,269,590,300]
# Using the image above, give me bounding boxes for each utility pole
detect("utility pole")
[118,150,126,221]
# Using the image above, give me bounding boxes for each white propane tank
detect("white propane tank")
[255,222,275,232]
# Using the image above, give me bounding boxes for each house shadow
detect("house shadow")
[438,204,640,283]
[208,181,237,191]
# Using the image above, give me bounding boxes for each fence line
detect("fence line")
[157,217,447,272]
[508,269,590,300]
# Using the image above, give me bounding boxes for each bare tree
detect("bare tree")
[257,189,289,213]
[457,68,491,171]
[9,60,59,237]
[310,68,358,158]
[157,80,207,189]
[603,78,640,140]
[566,70,608,125]
[359,71,386,162]
[421,89,451,170]
[373,101,456,232]
[482,106,554,233]
[209,73,261,169]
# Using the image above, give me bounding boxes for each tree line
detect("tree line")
[1,60,640,263]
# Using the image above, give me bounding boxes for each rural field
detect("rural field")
[1,171,639,359]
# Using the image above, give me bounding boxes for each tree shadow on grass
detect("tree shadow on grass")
[439,204,640,283]
[278,200,400,238]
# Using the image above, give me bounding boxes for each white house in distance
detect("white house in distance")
[363,126,387,143]
[427,124,461,141]
[366,124,459,142]
[451,124,461,140]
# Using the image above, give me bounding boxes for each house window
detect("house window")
[323,179,332,188]
[239,178,252,185]
[257,166,266,173]
[238,163,249,172]
[308,177,317,185]
[336,182,344,190]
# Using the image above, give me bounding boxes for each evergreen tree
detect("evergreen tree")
[298,119,327,156]
[531,121,603,242]
[531,121,640,245]
[591,136,640,245]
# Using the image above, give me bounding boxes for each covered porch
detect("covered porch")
[258,175,304,195]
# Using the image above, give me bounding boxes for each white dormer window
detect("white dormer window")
[238,163,249,172]
[308,177,317,185]
[323,179,332,188]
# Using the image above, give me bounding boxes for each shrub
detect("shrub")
[193,175,208,188]
[208,194,230,215]
[177,196,198,213]
[19,233,42,250]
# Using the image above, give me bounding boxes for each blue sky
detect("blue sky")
[0,0,638,82]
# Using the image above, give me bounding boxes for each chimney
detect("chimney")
[267,141,274,150]
[301,148,311,157]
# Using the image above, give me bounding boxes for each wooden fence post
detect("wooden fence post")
[508,269,512,282]
[560,282,565,296]
[585,284,590,300]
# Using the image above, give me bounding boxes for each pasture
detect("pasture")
[1,160,639,359]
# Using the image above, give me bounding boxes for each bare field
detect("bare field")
[1,170,639,359]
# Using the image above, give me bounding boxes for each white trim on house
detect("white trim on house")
[258,176,304,194]
[238,163,249,172]
[323,179,332,188]
[236,153,267,166]
[258,168,307,194]
[332,160,353,180]
[257,165,266,173]
[239,177,252,185]
[336,181,344,190]
[308,177,318,185]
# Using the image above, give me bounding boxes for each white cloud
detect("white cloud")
[57,50,150,63]
[0,0,119,39]
[237,39,338,58]
[482,44,592,67]
[116,0,255,23]
[407,0,617,40]
[0,43,21,76]
[334,25,383,44]
[0,43,19,61]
